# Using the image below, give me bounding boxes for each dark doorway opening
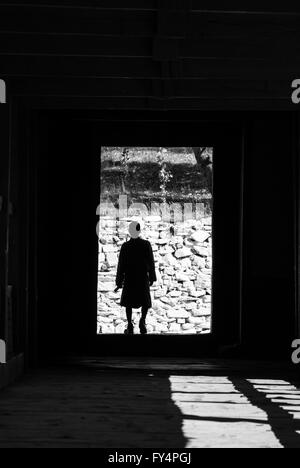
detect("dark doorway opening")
[91,118,244,356]
[35,112,245,360]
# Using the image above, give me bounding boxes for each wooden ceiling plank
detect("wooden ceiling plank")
[1,56,299,80]
[0,7,156,36]
[0,33,297,61]
[0,0,157,10]
[2,0,300,14]
[15,95,295,111]
[0,34,152,56]
[1,6,300,37]
[6,75,290,100]
[191,1,300,14]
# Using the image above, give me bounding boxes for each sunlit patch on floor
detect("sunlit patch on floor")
[168,376,300,448]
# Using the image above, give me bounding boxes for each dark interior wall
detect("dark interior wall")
[0,107,9,343]
[242,114,296,357]
[0,105,39,361]
[0,104,26,358]
[37,114,96,357]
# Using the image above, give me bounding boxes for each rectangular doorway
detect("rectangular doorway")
[97,147,213,335]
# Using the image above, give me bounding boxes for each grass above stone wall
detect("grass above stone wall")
[100,147,212,207]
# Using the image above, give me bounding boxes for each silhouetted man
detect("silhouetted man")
[115,221,157,334]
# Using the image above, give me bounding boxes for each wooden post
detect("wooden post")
[294,114,300,338]
[0,104,9,348]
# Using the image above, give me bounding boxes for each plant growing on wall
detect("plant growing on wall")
[120,147,130,193]
[157,148,173,202]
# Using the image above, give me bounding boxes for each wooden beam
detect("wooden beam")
[1,1,300,14]
[6,76,292,100]
[191,2,300,14]
[0,7,156,36]
[0,0,157,10]
[1,56,300,80]
[8,77,152,96]
[0,33,298,62]
[1,6,300,37]
[0,34,152,57]
[189,14,300,37]
[15,95,296,111]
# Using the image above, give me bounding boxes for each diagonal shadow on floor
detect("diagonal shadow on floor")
[229,377,300,448]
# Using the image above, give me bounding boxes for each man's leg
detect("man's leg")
[140,306,148,334]
[126,307,133,324]
[141,306,148,321]
[125,307,133,334]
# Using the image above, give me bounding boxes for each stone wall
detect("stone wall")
[98,215,212,334]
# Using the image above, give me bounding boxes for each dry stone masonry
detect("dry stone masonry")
[98,215,212,334]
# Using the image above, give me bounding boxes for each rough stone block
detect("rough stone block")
[176,272,190,282]
[160,296,177,306]
[181,328,197,334]
[156,239,169,245]
[193,257,206,268]
[147,231,160,239]
[182,323,196,331]
[185,302,197,311]
[159,246,174,255]
[100,324,115,334]
[197,308,211,316]
[169,323,181,333]
[167,310,190,319]
[155,324,169,333]
[102,244,118,253]
[190,230,211,243]
[168,290,181,297]
[192,309,208,318]
[163,253,177,266]
[178,258,192,269]
[192,246,209,257]
[98,273,115,282]
[165,267,175,276]
[115,323,125,333]
[106,252,118,267]
[98,282,115,292]
[98,253,106,263]
[188,316,205,325]
[158,301,172,310]
[203,295,212,303]
[100,316,112,323]
[175,247,192,259]
[190,290,206,298]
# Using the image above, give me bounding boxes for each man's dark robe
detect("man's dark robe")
[116,237,157,309]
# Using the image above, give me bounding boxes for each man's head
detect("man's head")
[129,221,141,239]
